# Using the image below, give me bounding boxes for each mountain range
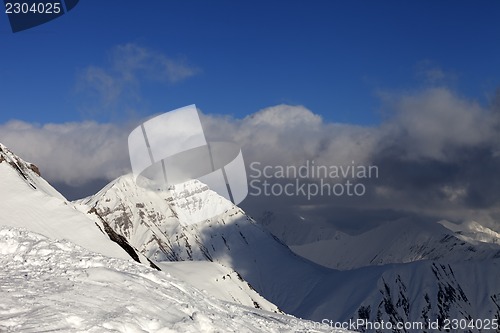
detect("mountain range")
[0,143,334,332]
[1,142,500,332]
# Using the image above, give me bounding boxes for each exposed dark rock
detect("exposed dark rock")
[88,207,160,270]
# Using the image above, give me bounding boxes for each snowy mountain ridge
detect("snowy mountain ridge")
[439,219,500,245]
[289,217,500,270]
[0,142,64,200]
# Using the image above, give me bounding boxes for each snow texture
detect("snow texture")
[0,226,343,333]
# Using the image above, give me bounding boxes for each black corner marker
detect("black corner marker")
[4,0,79,33]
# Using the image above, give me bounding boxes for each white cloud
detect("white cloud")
[81,66,121,106]
[111,43,199,84]
[1,104,381,189]
[380,87,492,160]
[0,121,131,185]
[77,43,199,107]
[200,104,379,169]
[415,60,458,85]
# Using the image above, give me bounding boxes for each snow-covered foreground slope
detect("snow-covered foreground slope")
[0,226,343,333]
[290,217,500,270]
[157,261,280,313]
[0,144,130,260]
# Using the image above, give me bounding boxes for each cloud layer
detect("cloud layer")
[2,87,500,230]
[0,120,130,185]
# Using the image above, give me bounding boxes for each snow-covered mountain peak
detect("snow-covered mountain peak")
[290,217,500,270]
[78,172,274,265]
[80,173,237,230]
[439,219,500,245]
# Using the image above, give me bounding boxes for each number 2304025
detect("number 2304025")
[5,2,62,14]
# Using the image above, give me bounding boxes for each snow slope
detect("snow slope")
[0,144,130,260]
[157,261,280,313]
[0,226,343,333]
[0,142,64,199]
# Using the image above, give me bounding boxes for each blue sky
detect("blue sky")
[2,1,499,125]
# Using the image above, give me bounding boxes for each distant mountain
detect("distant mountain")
[296,259,500,331]
[438,219,500,245]
[290,217,500,270]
